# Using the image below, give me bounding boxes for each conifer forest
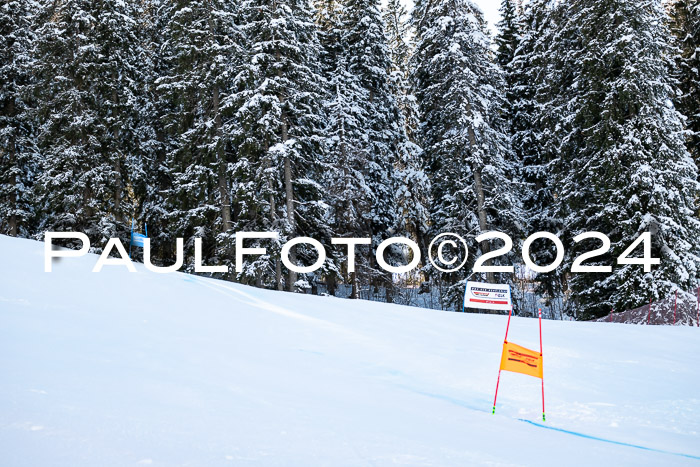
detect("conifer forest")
[1,0,699,320]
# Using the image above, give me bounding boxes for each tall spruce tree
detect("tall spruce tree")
[155,0,244,271]
[510,0,569,306]
[33,0,148,246]
[412,0,525,310]
[494,0,520,122]
[383,0,420,140]
[323,54,373,297]
[383,0,430,273]
[495,0,519,71]
[133,0,171,263]
[0,0,39,237]
[235,0,330,291]
[343,0,407,294]
[557,0,700,319]
[316,0,367,297]
[668,0,700,164]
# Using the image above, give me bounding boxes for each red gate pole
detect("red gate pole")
[492,307,513,415]
[492,369,502,415]
[646,296,652,325]
[673,290,678,325]
[504,307,513,342]
[539,308,545,422]
[609,307,613,322]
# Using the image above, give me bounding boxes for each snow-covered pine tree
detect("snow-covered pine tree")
[155,0,244,272]
[314,0,345,78]
[494,0,520,123]
[383,0,431,276]
[383,0,411,78]
[33,0,149,247]
[0,0,39,237]
[383,0,420,140]
[234,0,330,292]
[558,0,700,319]
[323,54,373,298]
[343,0,407,295]
[412,0,525,310]
[130,0,171,263]
[495,0,519,72]
[494,0,521,135]
[668,0,700,164]
[314,0,364,297]
[509,0,568,308]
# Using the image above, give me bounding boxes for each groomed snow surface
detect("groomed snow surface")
[1,235,698,466]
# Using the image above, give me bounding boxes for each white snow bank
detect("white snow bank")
[0,235,698,466]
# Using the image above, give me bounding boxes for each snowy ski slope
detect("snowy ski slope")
[0,235,698,466]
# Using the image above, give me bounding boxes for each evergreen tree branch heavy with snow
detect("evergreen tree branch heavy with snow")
[383,0,431,268]
[494,0,520,124]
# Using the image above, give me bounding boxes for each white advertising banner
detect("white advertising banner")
[464,282,512,311]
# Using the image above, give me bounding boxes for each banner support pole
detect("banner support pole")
[504,307,513,343]
[492,369,502,415]
[129,219,134,259]
[696,287,699,327]
[647,296,652,325]
[493,306,513,415]
[462,280,467,313]
[539,308,545,422]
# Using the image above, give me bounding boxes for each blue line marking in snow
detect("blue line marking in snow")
[403,387,489,413]
[519,419,700,461]
[403,386,700,461]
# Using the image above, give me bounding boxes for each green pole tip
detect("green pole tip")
[492,406,495,415]
[542,414,546,422]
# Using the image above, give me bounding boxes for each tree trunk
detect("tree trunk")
[276,41,297,292]
[264,138,282,292]
[351,272,358,299]
[328,271,337,296]
[473,167,494,283]
[8,99,17,236]
[112,72,122,223]
[385,275,393,304]
[213,85,231,234]
[276,259,283,291]
[207,10,232,235]
[284,153,296,291]
[466,107,495,285]
[271,181,282,291]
